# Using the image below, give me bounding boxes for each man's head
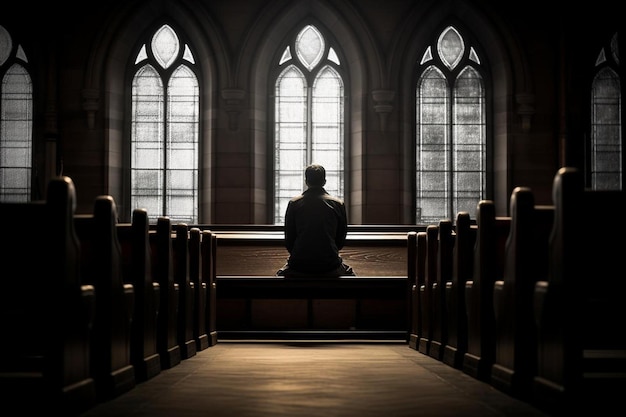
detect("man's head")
[305,164,326,187]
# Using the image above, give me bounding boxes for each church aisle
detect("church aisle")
[80,341,549,416]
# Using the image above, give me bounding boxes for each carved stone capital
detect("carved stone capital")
[372,90,395,131]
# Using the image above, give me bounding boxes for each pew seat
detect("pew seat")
[215,275,408,340]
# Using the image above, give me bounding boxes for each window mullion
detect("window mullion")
[307,85,313,164]
[448,85,455,220]
[162,89,168,217]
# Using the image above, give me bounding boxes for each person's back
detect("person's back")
[277,164,354,277]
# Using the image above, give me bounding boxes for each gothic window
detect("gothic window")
[131,24,199,223]
[274,24,345,224]
[591,32,622,190]
[0,25,32,202]
[416,25,486,224]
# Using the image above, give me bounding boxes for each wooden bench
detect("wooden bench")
[201,230,218,346]
[429,219,455,361]
[444,211,477,368]
[210,226,416,340]
[149,217,181,369]
[417,225,439,355]
[532,167,626,414]
[172,223,197,359]
[74,195,135,401]
[408,230,427,349]
[189,227,210,351]
[463,200,510,381]
[491,187,554,399]
[215,276,408,340]
[0,176,97,414]
[117,208,161,382]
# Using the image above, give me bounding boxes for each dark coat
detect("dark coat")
[283,186,348,273]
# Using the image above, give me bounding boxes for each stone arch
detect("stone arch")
[389,0,532,219]
[83,1,227,222]
[236,0,379,223]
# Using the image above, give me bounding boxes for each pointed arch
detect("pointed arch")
[392,2,527,219]
[272,23,345,224]
[241,0,370,223]
[0,25,33,202]
[590,32,622,190]
[415,25,486,224]
[84,2,223,222]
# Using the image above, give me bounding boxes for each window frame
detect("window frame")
[124,21,203,224]
[0,24,34,202]
[588,30,623,190]
[413,23,493,224]
[269,21,350,225]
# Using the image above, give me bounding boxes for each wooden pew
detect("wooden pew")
[117,208,161,382]
[211,226,413,340]
[406,231,416,345]
[405,231,417,341]
[201,230,218,346]
[418,225,439,355]
[0,176,97,415]
[189,227,209,351]
[443,212,477,368]
[149,217,181,369]
[172,223,197,359]
[429,219,455,361]
[463,201,510,381]
[532,167,626,414]
[408,231,427,350]
[215,276,408,340]
[74,195,135,401]
[491,187,554,399]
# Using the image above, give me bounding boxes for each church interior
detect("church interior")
[0,0,624,415]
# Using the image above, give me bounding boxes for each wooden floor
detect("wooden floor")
[80,341,550,417]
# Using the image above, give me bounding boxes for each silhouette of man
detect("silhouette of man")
[276,164,355,277]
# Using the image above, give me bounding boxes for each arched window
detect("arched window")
[0,25,32,202]
[130,23,199,223]
[416,25,486,224]
[590,32,622,190]
[273,24,345,224]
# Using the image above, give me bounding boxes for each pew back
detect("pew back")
[117,208,161,382]
[533,167,626,413]
[214,228,410,276]
[463,200,511,381]
[491,187,554,398]
[429,219,454,360]
[408,231,427,349]
[74,195,135,401]
[444,212,477,368]
[149,217,181,369]
[0,176,96,414]
[418,225,439,355]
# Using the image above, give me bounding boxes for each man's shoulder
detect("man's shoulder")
[323,194,345,205]
[290,194,305,203]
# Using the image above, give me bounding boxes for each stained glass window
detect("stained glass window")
[591,32,622,190]
[131,24,199,223]
[0,25,32,202]
[274,24,344,224]
[416,25,485,223]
